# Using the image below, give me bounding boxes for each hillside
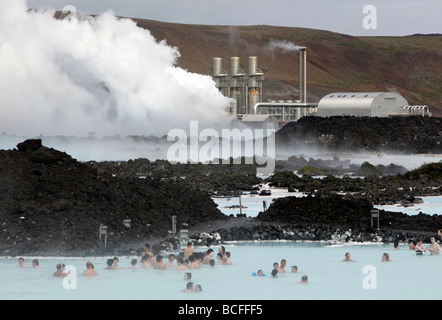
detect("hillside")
[128,18,442,116]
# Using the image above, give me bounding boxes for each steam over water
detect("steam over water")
[0,0,233,138]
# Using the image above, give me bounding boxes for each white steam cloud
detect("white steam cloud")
[0,0,233,138]
[266,40,306,53]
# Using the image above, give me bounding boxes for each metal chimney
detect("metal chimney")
[299,47,307,103]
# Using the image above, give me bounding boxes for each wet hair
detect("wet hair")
[209,259,215,267]
[131,259,137,266]
[185,272,192,280]
[219,246,226,254]
[195,284,202,291]
[56,263,62,270]
[106,259,114,267]
[188,255,195,262]
[301,275,308,282]
[217,253,223,260]
[177,257,184,265]
[206,249,214,255]
[156,255,163,262]
[186,282,194,289]
[225,252,231,258]
[168,254,175,259]
[32,259,39,266]
[271,269,278,277]
[187,241,192,247]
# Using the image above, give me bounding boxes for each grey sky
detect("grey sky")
[26,0,441,36]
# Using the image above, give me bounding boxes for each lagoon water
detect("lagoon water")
[0,241,440,300]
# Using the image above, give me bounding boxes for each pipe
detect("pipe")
[299,48,307,103]
[253,102,318,115]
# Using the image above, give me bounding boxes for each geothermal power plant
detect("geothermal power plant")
[212,47,433,128]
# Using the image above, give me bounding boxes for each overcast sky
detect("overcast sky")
[26,0,441,36]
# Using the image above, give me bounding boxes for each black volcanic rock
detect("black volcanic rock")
[276,116,442,154]
[0,140,226,256]
[257,194,441,233]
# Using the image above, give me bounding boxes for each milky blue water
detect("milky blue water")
[1,241,440,300]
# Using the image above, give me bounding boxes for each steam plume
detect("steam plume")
[0,0,233,138]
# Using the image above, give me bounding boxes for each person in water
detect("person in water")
[291,266,298,273]
[53,264,68,277]
[183,242,194,260]
[17,257,26,268]
[176,257,187,270]
[184,272,192,281]
[428,237,440,255]
[112,257,122,269]
[415,239,426,255]
[342,252,355,262]
[165,254,176,268]
[141,254,152,268]
[32,259,40,269]
[187,254,201,269]
[129,259,139,269]
[83,261,98,276]
[105,259,115,270]
[298,275,308,284]
[154,255,166,270]
[381,253,392,262]
[142,243,154,258]
[278,259,287,273]
[271,269,278,278]
[194,284,202,292]
[203,249,214,264]
[222,252,232,265]
[183,282,194,293]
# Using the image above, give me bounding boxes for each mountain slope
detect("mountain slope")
[129,18,442,116]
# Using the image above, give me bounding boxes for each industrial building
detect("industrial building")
[318,92,412,117]
[212,47,432,127]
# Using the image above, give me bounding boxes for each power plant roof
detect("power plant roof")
[317,92,409,117]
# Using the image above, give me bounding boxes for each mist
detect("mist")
[266,40,306,53]
[0,0,233,139]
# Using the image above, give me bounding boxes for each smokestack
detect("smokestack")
[299,47,307,103]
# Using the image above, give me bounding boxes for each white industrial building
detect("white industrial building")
[213,48,432,126]
[316,92,431,117]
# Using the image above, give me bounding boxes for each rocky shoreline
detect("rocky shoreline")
[0,138,440,257]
